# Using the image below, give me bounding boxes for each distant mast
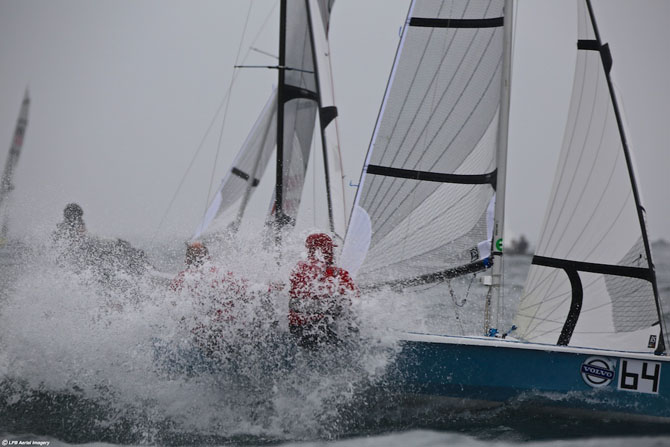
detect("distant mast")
[0,89,30,239]
[273,0,288,236]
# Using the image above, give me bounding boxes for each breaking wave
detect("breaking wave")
[1,233,669,444]
[0,229,400,444]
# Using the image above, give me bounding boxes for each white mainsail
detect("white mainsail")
[514,0,664,353]
[342,0,507,288]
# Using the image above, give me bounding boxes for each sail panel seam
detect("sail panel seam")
[366,29,502,221]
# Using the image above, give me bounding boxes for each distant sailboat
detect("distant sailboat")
[0,89,30,244]
[193,0,348,243]
[343,0,670,421]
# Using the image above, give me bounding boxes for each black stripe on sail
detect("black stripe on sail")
[320,106,338,128]
[533,256,653,281]
[231,167,260,187]
[577,39,612,74]
[366,164,497,188]
[532,255,653,346]
[577,39,599,51]
[557,268,583,346]
[409,17,504,28]
[283,84,318,103]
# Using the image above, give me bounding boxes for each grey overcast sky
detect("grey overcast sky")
[0,0,668,247]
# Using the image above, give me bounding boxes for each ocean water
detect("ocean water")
[1,234,670,447]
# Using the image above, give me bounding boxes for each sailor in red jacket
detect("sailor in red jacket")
[171,242,248,355]
[289,233,359,347]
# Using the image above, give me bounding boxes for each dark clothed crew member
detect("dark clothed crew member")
[52,203,151,279]
[52,202,86,243]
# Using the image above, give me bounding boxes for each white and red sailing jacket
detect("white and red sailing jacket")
[288,259,358,328]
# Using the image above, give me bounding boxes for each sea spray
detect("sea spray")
[0,230,400,443]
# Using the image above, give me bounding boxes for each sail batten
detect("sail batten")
[409,17,504,28]
[366,164,497,186]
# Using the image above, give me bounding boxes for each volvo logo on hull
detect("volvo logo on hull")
[581,356,616,388]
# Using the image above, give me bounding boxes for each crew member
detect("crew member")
[288,233,358,347]
[170,241,214,293]
[171,242,249,355]
[52,202,87,243]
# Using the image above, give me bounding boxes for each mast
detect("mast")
[274,0,288,238]
[0,89,30,239]
[193,2,334,241]
[272,0,339,241]
[485,0,514,334]
[584,0,666,353]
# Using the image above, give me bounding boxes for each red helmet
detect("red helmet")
[185,242,208,266]
[305,233,336,263]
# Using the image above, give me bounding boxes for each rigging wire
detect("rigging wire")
[312,129,317,228]
[150,2,277,243]
[150,86,233,245]
[447,275,476,336]
[325,32,347,231]
[203,1,255,218]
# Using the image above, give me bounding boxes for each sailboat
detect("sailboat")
[192,0,348,243]
[155,0,352,373]
[0,89,30,247]
[341,0,670,421]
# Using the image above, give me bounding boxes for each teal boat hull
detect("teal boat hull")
[386,333,670,421]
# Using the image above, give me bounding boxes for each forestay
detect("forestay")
[342,0,505,288]
[515,0,665,353]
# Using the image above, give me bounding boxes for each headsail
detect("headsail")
[342,0,506,288]
[514,0,665,353]
[0,89,30,239]
[192,89,277,240]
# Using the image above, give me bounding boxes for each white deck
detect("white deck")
[399,331,670,362]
